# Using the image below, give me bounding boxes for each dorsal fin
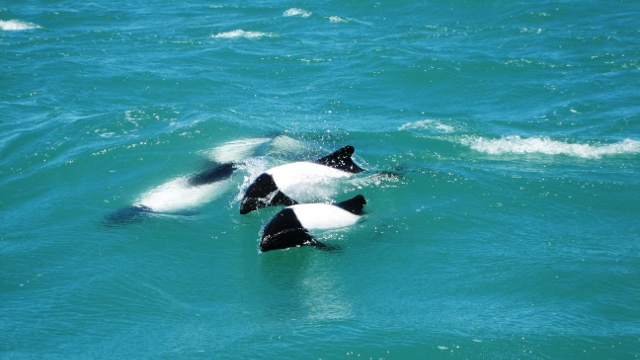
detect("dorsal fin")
[261,208,316,251]
[335,194,366,215]
[260,208,340,252]
[315,146,365,173]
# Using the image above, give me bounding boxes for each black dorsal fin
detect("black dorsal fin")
[315,146,365,173]
[335,195,366,215]
[260,208,315,252]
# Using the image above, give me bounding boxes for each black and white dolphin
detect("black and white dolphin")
[105,137,273,225]
[240,146,365,214]
[105,162,236,224]
[260,194,366,252]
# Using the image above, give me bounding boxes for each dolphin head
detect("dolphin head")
[240,173,297,214]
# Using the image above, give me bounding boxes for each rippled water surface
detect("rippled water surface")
[2,1,639,358]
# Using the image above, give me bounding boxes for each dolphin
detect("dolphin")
[240,146,365,214]
[105,137,272,225]
[260,194,366,252]
[105,162,235,224]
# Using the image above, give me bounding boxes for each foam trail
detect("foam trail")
[460,136,640,159]
[0,20,40,31]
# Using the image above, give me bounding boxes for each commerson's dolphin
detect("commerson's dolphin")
[260,194,366,252]
[105,138,272,225]
[105,162,236,224]
[240,146,365,214]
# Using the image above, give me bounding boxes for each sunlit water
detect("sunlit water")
[2,1,639,358]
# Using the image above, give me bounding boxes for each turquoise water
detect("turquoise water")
[2,1,639,358]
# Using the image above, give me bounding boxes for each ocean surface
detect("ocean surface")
[2,1,639,358]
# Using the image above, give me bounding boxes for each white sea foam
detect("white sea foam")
[212,29,275,39]
[460,135,640,159]
[0,19,40,31]
[283,8,311,18]
[399,119,455,133]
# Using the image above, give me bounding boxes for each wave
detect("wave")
[0,19,40,31]
[211,29,276,39]
[283,8,312,18]
[459,135,640,159]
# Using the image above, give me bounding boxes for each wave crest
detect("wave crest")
[283,8,312,18]
[0,19,40,31]
[460,135,640,159]
[212,29,276,39]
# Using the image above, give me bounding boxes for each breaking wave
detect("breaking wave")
[0,19,40,31]
[212,29,276,39]
[283,8,312,18]
[460,135,640,159]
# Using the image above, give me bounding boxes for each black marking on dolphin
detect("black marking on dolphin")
[240,173,298,215]
[314,145,365,173]
[335,194,366,215]
[259,195,366,252]
[240,146,365,214]
[260,208,320,252]
[188,162,235,186]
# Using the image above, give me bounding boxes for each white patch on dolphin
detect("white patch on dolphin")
[291,202,362,229]
[134,174,231,213]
